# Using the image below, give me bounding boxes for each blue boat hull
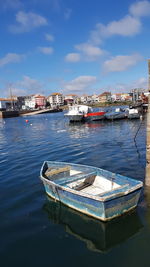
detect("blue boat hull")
[105,112,127,120]
[40,161,143,221]
[42,182,142,222]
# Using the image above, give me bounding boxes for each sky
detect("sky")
[0,0,150,97]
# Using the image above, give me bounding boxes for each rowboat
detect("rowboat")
[40,161,143,221]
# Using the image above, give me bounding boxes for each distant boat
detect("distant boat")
[65,105,106,122]
[105,108,127,120]
[127,108,140,119]
[40,161,143,222]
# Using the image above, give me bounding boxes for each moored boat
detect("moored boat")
[40,161,143,222]
[127,108,140,119]
[105,108,127,120]
[64,105,91,122]
[83,111,106,121]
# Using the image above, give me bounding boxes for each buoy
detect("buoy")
[25,119,29,123]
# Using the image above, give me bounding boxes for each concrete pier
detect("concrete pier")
[146,95,150,186]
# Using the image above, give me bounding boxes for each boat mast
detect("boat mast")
[9,84,14,110]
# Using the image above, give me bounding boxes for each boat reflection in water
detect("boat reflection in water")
[43,196,143,253]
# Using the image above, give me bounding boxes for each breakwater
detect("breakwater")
[0,110,19,118]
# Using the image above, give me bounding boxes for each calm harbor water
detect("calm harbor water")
[0,111,149,267]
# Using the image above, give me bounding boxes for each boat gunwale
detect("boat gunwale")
[40,161,143,202]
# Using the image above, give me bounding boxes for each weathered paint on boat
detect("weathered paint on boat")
[105,108,127,120]
[40,161,143,221]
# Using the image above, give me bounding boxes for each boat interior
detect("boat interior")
[44,165,122,196]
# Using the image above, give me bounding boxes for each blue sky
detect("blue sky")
[0,0,150,97]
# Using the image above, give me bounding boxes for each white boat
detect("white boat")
[127,108,140,119]
[64,105,91,122]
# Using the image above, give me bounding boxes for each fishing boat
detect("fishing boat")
[40,161,143,222]
[83,110,106,121]
[64,105,91,122]
[105,108,127,120]
[127,108,140,119]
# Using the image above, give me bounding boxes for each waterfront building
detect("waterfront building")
[98,92,112,103]
[112,93,132,102]
[0,98,18,110]
[113,93,122,102]
[80,94,89,103]
[16,96,26,110]
[24,95,36,109]
[120,93,132,101]
[130,88,145,103]
[47,93,64,107]
[23,95,46,109]
[64,94,78,105]
[91,94,99,103]
[80,94,88,103]
[35,95,46,108]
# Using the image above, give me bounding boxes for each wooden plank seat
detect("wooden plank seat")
[55,171,97,189]
[44,165,71,178]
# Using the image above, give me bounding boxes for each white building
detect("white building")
[64,94,78,105]
[91,94,99,103]
[80,94,88,103]
[47,93,64,107]
[24,95,36,109]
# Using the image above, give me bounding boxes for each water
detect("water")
[0,112,148,267]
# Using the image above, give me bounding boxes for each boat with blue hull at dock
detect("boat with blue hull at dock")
[105,107,127,120]
[40,161,143,222]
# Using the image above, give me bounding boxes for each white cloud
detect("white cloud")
[64,1,148,63]
[45,33,54,42]
[0,53,24,67]
[9,11,48,33]
[129,0,150,17]
[65,53,80,62]
[64,8,72,20]
[16,75,43,93]
[90,15,141,44]
[65,44,105,62]
[104,15,141,37]
[103,54,142,73]
[75,43,105,61]
[88,1,150,45]
[63,76,97,93]
[38,46,54,55]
